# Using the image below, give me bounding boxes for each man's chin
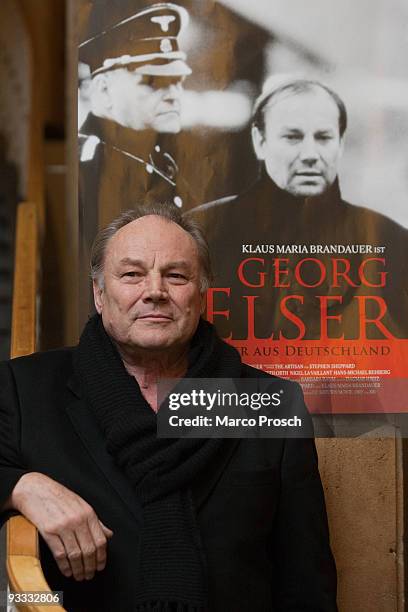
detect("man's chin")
[152,114,181,134]
[289,182,328,198]
[129,329,176,351]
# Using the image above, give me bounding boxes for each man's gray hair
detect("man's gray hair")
[90,204,213,292]
[253,78,348,138]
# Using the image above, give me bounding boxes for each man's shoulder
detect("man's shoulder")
[5,347,76,381]
[186,195,239,228]
[187,179,269,233]
[342,199,408,235]
[188,190,262,247]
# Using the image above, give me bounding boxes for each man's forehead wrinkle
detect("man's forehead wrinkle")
[165,260,191,269]
[112,245,197,272]
[121,216,183,241]
[118,257,144,266]
[266,91,339,120]
[279,126,303,133]
[103,217,200,276]
[278,125,336,133]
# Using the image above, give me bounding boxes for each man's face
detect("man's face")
[252,88,344,197]
[107,69,184,133]
[93,216,205,356]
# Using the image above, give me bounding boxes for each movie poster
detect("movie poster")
[77,0,408,414]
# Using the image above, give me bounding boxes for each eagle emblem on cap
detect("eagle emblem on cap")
[151,15,176,32]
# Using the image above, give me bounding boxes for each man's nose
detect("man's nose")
[299,137,319,164]
[162,83,182,100]
[142,274,169,302]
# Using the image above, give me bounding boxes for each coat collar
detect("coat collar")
[244,169,343,213]
[229,170,348,243]
[80,112,160,160]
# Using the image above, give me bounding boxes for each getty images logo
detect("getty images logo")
[168,388,284,411]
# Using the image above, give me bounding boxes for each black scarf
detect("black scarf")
[76,314,243,611]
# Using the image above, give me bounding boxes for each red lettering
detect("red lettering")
[279,295,306,340]
[206,289,232,340]
[331,258,358,288]
[355,295,395,339]
[237,258,266,288]
[294,258,326,288]
[243,295,259,341]
[359,258,387,288]
[318,296,345,340]
[273,258,290,288]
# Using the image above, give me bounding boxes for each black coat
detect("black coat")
[79,114,185,247]
[0,347,337,611]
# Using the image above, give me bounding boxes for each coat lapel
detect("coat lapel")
[65,375,143,524]
[192,439,240,512]
[66,373,239,519]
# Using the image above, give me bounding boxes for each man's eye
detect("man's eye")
[122,271,142,278]
[283,134,301,141]
[141,75,154,87]
[168,273,187,281]
[316,134,333,142]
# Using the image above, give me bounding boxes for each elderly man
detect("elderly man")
[0,206,337,611]
[191,75,408,342]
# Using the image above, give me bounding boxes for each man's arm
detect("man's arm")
[0,361,113,582]
[0,361,30,520]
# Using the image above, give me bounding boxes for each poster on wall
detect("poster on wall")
[77,0,408,415]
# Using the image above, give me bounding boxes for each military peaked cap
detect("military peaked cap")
[79,2,191,77]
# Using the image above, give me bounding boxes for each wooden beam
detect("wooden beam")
[7,202,66,611]
[10,202,38,358]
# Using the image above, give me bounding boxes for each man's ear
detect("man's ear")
[251,125,266,161]
[339,136,345,159]
[93,280,104,314]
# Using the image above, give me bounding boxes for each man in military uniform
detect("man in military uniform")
[79,3,192,301]
[191,75,408,344]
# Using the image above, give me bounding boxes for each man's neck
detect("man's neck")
[117,346,189,412]
[261,167,341,205]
